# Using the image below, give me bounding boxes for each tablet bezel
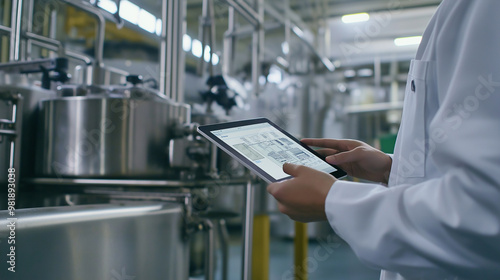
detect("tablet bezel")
[197,118,347,183]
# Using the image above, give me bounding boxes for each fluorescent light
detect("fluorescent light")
[97,0,117,14]
[259,75,267,86]
[281,41,289,55]
[292,26,304,37]
[394,36,422,46]
[119,1,140,24]
[212,53,219,65]
[204,45,211,62]
[321,57,335,72]
[138,9,156,33]
[155,19,162,36]
[276,56,289,68]
[344,70,356,78]
[358,68,373,77]
[192,39,202,58]
[182,34,192,52]
[267,65,282,84]
[341,13,370,24]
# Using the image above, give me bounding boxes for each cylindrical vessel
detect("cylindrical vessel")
[36,85,190,178]
[0,202,190,280]
[0,81,57,184]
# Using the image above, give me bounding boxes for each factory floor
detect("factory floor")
[191,229,380,280]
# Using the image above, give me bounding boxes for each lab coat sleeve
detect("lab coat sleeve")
[325,1,500,279]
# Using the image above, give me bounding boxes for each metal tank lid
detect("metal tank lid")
[55,75,170,102]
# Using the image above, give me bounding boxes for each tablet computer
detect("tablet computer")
[197,118,346,183]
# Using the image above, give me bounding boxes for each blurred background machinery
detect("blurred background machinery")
[0,0,441,279]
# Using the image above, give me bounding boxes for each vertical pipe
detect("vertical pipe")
[218,219,230,280]
[197,0,209,76]
[10,95,23,196]
[41,5,50,58]
[177,0,187,103]
[204,219,215,280]
[171,0,179,101]
[9,0,23,61]
[374,56,381,92]
[159,0,185,102]
[48,9,57,58]
[208,0,216,75]
[25,0,34,59]
[294,222,308,280]
[159,0,168,95]
[251,214,270,280]
[1,0,11,62]
[61,1,105,84]
[251,0,264,96]
[242,180,255,280]
[222,6,235,76]
[251,31,260,96]
[163,0,174,98]
[209,143,218,176]
[284,0,291,62]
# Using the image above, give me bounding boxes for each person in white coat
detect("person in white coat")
[267,0,500,279]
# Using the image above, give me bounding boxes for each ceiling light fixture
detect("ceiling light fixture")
[341,13,370,24]
[97,0,117,14]
[394,36,422,46]
[192,40,203,58]
[138,9,156,33]
[119,0,140,24]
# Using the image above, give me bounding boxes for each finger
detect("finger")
[326,147,364,165]
[282,162,307,177]
[315,148,340,157]
[301,138,352,151]
[267,182,282,197]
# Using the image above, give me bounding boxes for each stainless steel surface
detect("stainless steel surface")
[252,0,264,96]
[0,85,55,183]
[35,87,190,178]
[160,0,186,102]
[222,0,259,27]
[62,0,105,84]
[0,94,22,194]
[26,177,251,188]
[222,6,235,76]
[24,31,64,57]
[242,180,255,280]
[264,2,335,72]
[9,0,22,61]
[0,202,189,280]
[218,219,230,280]
[204,219,215,280]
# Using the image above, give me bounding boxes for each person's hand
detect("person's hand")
[301,138,392,184]
[267,163,336,223]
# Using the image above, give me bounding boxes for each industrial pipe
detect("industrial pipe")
[9,0,23,61]
[62,0,105,84]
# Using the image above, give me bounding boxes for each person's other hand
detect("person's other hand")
[301,138,392,184]
[267,163,336,223]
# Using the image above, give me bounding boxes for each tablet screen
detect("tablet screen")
[211,122,338,180]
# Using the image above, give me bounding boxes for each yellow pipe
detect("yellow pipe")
[294,221,308,280]
[252,214,270,280]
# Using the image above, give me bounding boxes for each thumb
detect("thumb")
[326,147,363,165]
[282,162,305,177]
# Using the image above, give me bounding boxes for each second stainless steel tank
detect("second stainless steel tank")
[36,83,191,178]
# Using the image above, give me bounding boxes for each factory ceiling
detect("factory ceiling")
[98,0,443,68]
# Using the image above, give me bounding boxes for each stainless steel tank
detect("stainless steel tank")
[0,78,57,184]
[35,82,191,178]
[0,202,189,280]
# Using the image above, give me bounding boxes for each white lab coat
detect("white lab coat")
[325,1,500,279]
